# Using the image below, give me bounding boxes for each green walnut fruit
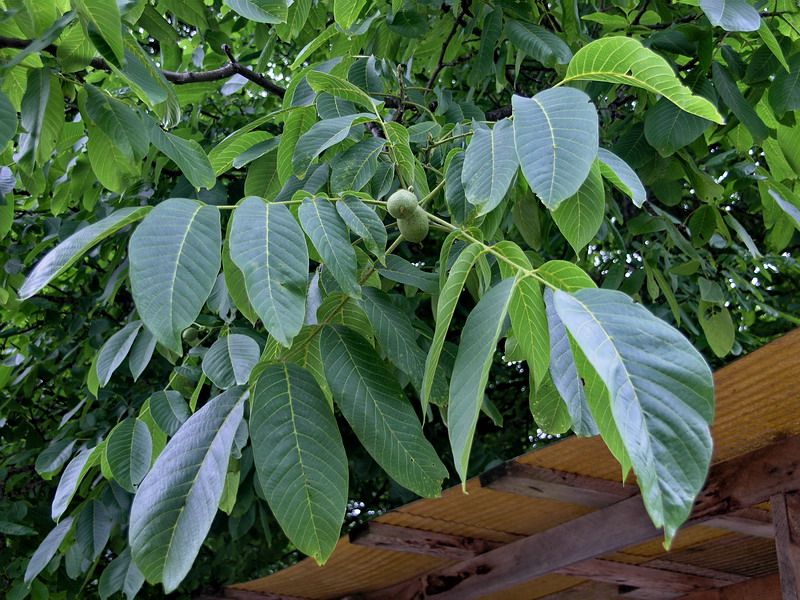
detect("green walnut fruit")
[182,327,199,346]
[398,206,429,243]
[387,188,418,219]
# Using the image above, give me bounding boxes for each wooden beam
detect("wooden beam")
[676,573,781,600]
[479,461,637,507]
[223,589,311,600]
[642,561,748,585]
[704,508,774,538]
[553,559,733,594]
[350,435,800,600]
[349,522,501,560]
[772,491,800,600]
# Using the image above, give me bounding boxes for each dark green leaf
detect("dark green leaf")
[104,418,152,492]
[202,334,260,388]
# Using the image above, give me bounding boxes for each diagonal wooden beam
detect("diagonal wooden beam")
[772,491,800,600]
[704,507,774,538]
[349,522,502,560]
[478,461,638,506]
[350,434,800,600]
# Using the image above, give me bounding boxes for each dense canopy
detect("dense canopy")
[1,0,799,598]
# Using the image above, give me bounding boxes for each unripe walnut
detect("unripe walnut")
[398,206,429,243]
[387,189,418,219]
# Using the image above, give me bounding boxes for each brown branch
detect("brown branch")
[0,36,285,98]
[426,8,468,89]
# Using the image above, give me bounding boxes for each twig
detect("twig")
[426,8,468,89]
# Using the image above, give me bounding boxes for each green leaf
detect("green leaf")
[17,68,63,171]
[75,0,124,64]
[209,131,274,176]
[563,37,724,123]
[76,500,113,560]
[83,84,148,161]
[387,10,428,38]
[445,150,473,224]
[57,23,96,72]
[597,148,646,208]
[129,199,221,353]
[229,198,308,346]
[0,91,17,151]
[289,25,337,69]
[320,325,447,497]
[462,119,518,216]
[757,20,789,72]
[644,97,710,156]
[698,0,760,32]
[554,288,714,545]
[298,197,360,297]
[233,137,281,168]
[544,289,598,437]
[309,72,384,113]
[449,277,516,483]
[512,89,599,209]
[529,373,572,434]
[334,0,366,31]
[145,118,216,189]
[250,363,347,563]
[293,113,375,177]
[202,334,260,389]
[19,206,151,299]
[86,124,141,194]
[36,438,75,479]
[768,189,800,231]
[223,218,258,324]
[376,255,438,294]
[698,302,735,357]
[97,322,142,386]
[104,418,152,493]
[330,137,384,194]
[223,0,288,23]
[423,243,484,414]
[128,327,157,381]
[24,516,75,584]
[335,196,387,260]
[278,106,316,183]
[492,242,549,387]
[52,445,103,521]
[149,391,190,436]
[98,548,145,600]
[769,54,800,115]
[505,19,573,67]
[129,387,246,592]
[551,161,605,253]
[711,62,769,144]
[689,205,717,248]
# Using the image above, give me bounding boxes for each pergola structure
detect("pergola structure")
[212,328,800,600]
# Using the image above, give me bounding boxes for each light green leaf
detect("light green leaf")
[36,439,75,479]
[563,37,724,123]
[551,161,605,253]
[52,445,103,521]
[505,19,573,67]
[129,199,221,353]
[145,118,216,189]
[223,0,288,23]
[293,113,375,177]
[233,137,281,168]
[98,548,145,600]
[445,150,472,224]
[536,260,596,292]
[229,198,308,346]
[512,89,598,209]
[757,20,789,72]
[307,71,382,113]
[463,119,518,216]
[149,391,190,436]
[128,327,157,381]
[0,91,17,151]
[376,255,438,294]
[87,124,141,194]
[250,363,347,563]
[209,131,274,176]
[335,196,387,260]
[554,288,714,545]
[698,0,760,32]
[423,243,484,414]
[449,278,516,483]
[768,189,800,231]
[289,25,337,69]
[97,321,143,386]
[57,23,96,72]
[83,84,148,161]
[320,325,447,497]
[129,387,246,592]
[529,373,572,434]
[299,197,360,297]
[202,334,260,388]
[644,97,710,156]
[711,62,768,144]
[597,148,646,208]
[104,418,152,493]
[223,217,258,324]
[24,516,75,584]
[20,207,151,299]
[17,68,63,170]
[75,0,124,64]
[330,137,384,194]
[278,106,316,183]
[334,0,366,31]
[698,302,735,357]
[544,289,598,437]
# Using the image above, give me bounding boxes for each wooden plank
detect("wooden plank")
[479,461,637,507]
[349,522,501,560]
[704,508,774,538]
[554,559,732,594]
[677,574,780,600]
[223,589,311,600]
[772,491,800,600]
[643,561,748,585]
[349,435,800,600]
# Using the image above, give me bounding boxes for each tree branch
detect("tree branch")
[0,36,285,98]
